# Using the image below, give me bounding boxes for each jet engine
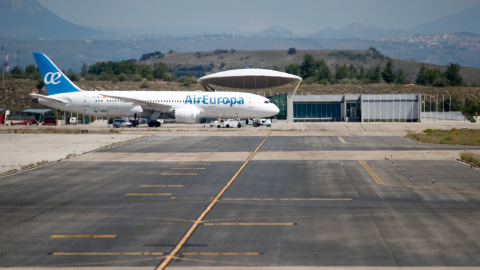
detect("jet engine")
[173,107,201,124]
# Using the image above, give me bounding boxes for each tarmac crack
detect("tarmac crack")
[19,199,72,224]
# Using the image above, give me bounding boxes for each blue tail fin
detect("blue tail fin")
[33,52,82,95]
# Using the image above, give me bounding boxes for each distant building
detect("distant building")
[272,93,422,122]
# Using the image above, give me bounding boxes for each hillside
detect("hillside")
[143,49,480,86]
[0,0,104,40]
[411,4,480,35]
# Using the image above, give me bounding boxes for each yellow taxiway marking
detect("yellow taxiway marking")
[51,235,116,239]
[156,134,270,270]
[161,173,197,176]
[171,168,205,170]
[51,252,165,256]
[203,222,296,226]
[179,163,211,165]
[222,198,352,201]
[338,136,347,144]
[359,159,384,185]
[181,252,260,256]
[126,193,172,196]
[140,185,183,188]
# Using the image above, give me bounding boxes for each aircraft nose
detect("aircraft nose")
[273,105,280,114]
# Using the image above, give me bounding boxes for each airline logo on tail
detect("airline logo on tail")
[44,72,62,85]
[33,52,82,95]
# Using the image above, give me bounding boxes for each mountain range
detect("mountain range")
[1,0,480,71]
[0,0,104,40]
[1,0,479,40]
[411,4,480,35]
[309,23,408,39]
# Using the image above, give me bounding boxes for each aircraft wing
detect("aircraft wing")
[31,93,68,103]
[99,93,174,111]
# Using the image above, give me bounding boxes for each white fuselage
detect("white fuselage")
[38,90,279,120]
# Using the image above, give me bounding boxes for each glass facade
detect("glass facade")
[294,103,342,121]
[268,94,288,120]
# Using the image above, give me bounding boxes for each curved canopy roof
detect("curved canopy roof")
[199,68,302,89]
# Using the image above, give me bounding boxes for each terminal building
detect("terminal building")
[281,93,421,122]
[198,69,460,123]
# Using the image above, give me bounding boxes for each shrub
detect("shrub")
[132,74,142,82]
[140,79,150,88]
[178,75,197,86]
[460,152,480,167]
[287,48,297,55]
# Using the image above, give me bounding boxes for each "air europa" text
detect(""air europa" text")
[185,95,245,107]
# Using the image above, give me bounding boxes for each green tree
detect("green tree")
[300,54,317,79]
[316,59,331,82]
[428,68,441,85]
[348,65,357,79]
[335,64,349,81]
[381,59,397,84]
[357,66,366,81]
[287,47,297,55]
[25,65,39,79]
[285,64,300,76]
[153,62,170,80]
[445,93,464,112]
[415,64,429,85]
[140,51,164,61]
[81,63,88,78]
[395,70,409,85]
[444,63,463,86]
[11,66,24,78]
[465,98,480,115]
[367,65,381,83]
[25,65,36,75]
[118,73,128,82]
[68,73,80,81]
[137,65,152,78]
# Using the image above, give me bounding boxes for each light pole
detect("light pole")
[2,45,4,88]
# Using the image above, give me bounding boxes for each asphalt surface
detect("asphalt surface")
[1,135,480,269]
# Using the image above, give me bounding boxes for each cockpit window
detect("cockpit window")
[264,100,270,104]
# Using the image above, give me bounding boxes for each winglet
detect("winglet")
[33,52,82,95]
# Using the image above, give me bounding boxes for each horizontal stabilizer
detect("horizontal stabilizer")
[31,93,68,103]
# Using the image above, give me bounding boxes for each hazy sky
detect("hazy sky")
[37,0,480,35]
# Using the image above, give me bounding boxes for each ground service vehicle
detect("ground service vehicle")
[69,117,77,125]
[216,119,244,128]
[113,118,133,128]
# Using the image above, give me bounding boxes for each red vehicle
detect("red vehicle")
[10,120,28,126]
[9,119,39,126]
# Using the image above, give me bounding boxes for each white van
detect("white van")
[113,118,133,128]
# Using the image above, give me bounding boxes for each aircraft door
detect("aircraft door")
[208,102,216,116]
[82,94,91,113]
[248,98,255,109]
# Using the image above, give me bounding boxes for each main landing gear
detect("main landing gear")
[148,121,161,127]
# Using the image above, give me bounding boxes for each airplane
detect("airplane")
[31,52,280,127]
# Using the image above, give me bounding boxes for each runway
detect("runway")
[1,134,480,269]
